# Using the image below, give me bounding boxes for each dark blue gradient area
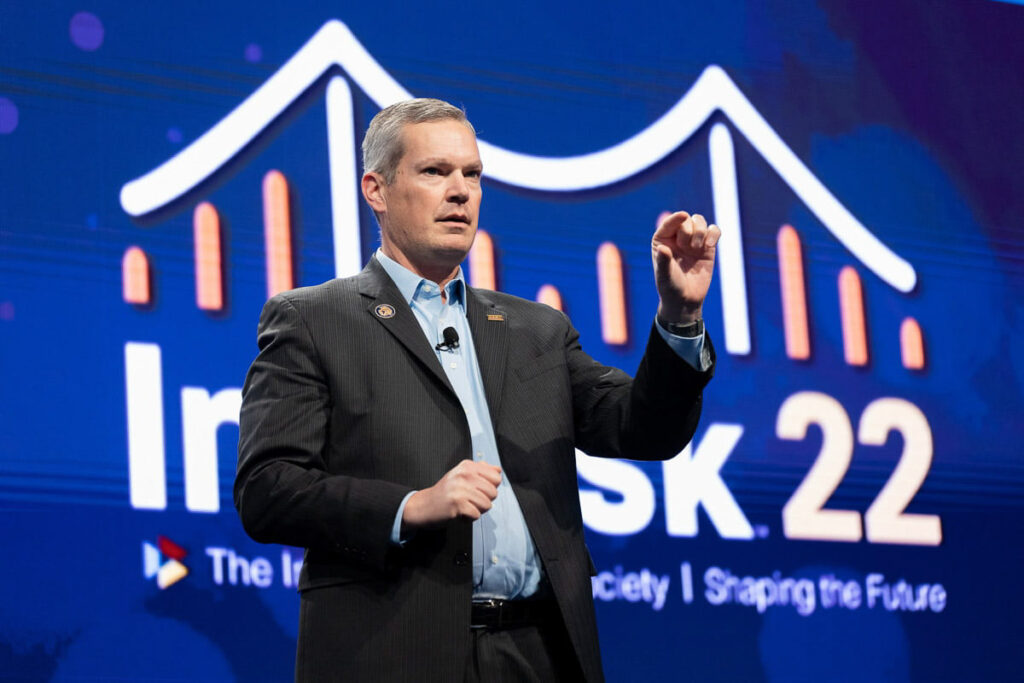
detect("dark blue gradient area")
[1,1,1022,681]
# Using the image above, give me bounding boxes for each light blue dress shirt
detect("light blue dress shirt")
[376,249,705,599]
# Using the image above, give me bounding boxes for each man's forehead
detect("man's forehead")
[400,120,479,158]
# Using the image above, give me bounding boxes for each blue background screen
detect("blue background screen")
[1,2,1022,680]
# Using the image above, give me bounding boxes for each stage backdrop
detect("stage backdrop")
[2,1,1023,680]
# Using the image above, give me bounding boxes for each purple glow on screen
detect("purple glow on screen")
[244,43,263,63]
[70,12,104,51]
[167,127,183,143]
[0,302,14,321]
[0,97,17,134]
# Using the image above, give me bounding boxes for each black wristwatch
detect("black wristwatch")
[657,316,704,338]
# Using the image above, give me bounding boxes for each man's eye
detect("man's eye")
[466,170,482,179]
[423,167,440,176]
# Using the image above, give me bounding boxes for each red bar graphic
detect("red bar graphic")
[777,225,810,359]
[263,170,293,297]
[193,202,223,311]
[597,242,628,345]
[838,266,868,366]
[900,317,926,370]
[157,535,187,561]
[469,229,496,290]
[122,246,151,305]
[536,284,563,311]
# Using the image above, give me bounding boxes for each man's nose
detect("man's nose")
[446,172,470,203]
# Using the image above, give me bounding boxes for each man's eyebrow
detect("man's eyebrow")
[415,157,453,166]
[415,157,482,168]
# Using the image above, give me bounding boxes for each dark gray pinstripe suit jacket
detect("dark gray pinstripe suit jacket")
[234,257,714,682]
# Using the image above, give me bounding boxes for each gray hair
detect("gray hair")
[361,98,476,184]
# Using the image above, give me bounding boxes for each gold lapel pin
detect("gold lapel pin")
[487,313,505,322]
[374,304,396,319]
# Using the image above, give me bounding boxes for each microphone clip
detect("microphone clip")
[435,326,460,352]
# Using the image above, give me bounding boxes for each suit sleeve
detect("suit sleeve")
[234,294,411,570]
[567,318,716,461]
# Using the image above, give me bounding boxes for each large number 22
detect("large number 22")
[776,392,942,546]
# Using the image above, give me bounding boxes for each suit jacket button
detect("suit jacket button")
[454,551,470,566]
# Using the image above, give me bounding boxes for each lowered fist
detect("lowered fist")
[402,460,502,530]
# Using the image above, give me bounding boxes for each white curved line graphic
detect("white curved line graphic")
[120,19,915,292]
[119,21,410,218]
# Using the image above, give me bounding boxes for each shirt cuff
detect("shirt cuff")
[390,490,418,546]
[654,317,710,371]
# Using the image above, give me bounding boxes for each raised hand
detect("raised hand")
[650,211,721,323]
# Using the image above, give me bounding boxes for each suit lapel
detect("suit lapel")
[357,259,456,397]
[466,287,508,419]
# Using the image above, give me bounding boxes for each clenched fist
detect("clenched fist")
[402,460,502,530]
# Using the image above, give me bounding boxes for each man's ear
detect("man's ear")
[361,172,387,213]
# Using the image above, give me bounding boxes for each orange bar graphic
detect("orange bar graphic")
[468,229,496,290]
[193,202,223,311]
[536,284,563,311]
[900,317,926,370]
[777,225,810,359]
[597,242,628,345]
[122,246,150,305]
[838,266,868,366]
[263,170,293,297]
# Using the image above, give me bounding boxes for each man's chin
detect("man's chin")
[411,242,472,275]
[436,245,473,265]
[435,235,475,259]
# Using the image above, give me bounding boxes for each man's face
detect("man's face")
[372,119,483,278]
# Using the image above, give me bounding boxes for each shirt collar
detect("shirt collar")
[375,248,465,307]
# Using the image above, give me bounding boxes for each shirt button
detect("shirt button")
[490,554,499,565]
[449,361,457,369]
[475,452,483,460]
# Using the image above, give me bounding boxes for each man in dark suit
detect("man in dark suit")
[235,98,719,682]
